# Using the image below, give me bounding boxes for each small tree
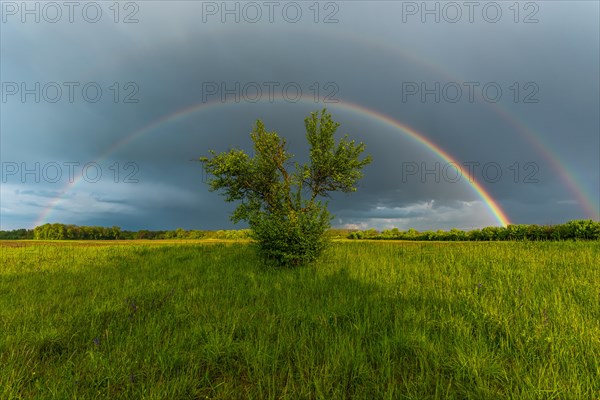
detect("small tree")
[200,109,371,266]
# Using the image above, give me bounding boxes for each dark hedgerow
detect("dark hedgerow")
[347,220,600,241]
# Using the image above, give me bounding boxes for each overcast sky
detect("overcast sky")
[1,1,598,231]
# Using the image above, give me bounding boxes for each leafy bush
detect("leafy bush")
[250,206,331,266]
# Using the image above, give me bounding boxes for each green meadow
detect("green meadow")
[1,241,599,399]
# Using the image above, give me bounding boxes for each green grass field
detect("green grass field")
[1,241,599,399]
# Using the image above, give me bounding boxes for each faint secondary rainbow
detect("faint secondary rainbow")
[333,29,599,220]
[492,106,599,220]
[35,97,511,227]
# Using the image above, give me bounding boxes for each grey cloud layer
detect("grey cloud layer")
[1,1,598,230]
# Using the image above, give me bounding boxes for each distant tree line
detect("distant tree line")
[0,228,34,240]
[347,220,600,241]
[0,224,251,240]
[0,220,598,241]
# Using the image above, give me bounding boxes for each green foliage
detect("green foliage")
[26,224,251,241]
[250,205,331,266]
[0,228,34,240]
[347,220,600,241]
[200,109,371,266]
[10,219,600,244]
[32,223,122,240]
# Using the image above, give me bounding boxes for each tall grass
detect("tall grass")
[1,241,598,399]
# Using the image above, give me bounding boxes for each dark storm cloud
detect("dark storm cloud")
[1,1,598,230]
